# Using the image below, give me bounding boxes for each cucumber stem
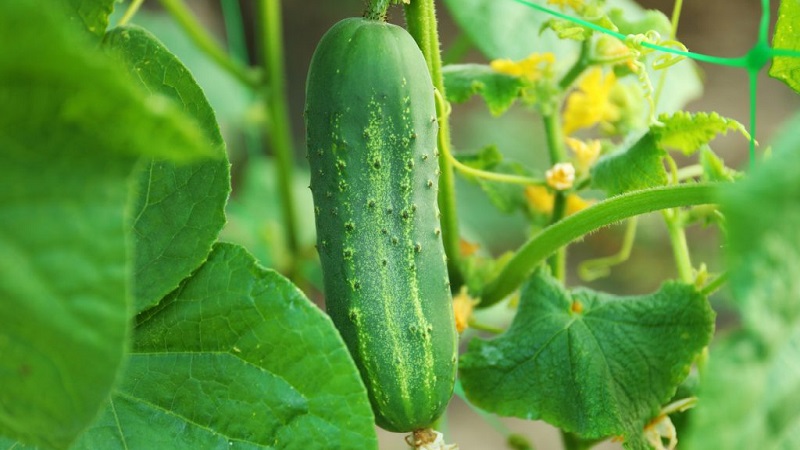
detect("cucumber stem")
[404,0,465,290]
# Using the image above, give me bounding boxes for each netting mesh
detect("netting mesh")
[514,0,800,164]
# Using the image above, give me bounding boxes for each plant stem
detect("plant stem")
[699,271,728,296]
[257,0,300,268]
[559,40,591,90]
[404,0,464,290]
[663,210,693,283]
[542,112,568,280]
[220,0,249,63]
[479,183,720,307]
[543,113,567,164]
[118,0,145,26]
[578,217,638,282]
[158,0,260,87]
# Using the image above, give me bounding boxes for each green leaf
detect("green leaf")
[63,0,115,38]
[769,0,800,93]
[683,111,800,450]
[653,111,750,156]
[104,26,231,313]
[73,243,377,449]
[459,270,714,445]
[591,132,667,196]
[0,3,214,448]
[443,64,527,115]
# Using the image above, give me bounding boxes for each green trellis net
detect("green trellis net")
[514,0,800,166]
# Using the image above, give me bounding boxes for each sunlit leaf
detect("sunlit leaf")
[653,111,750,156]
[769,0,800,94]
[460,270,714,446]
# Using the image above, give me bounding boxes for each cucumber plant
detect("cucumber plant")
[2,0,800,449]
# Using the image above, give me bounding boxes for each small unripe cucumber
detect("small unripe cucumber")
[305,17,457,432]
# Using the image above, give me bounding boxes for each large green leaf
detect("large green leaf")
[104,26,231,314]
[770,0,800,94]
[460,270,714,447]
[0,3,214,449]
[591,132,667,196]
[73,243,377,449]
[684,111,800,449]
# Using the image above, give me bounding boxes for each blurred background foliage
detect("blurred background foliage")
[111,1,799,448]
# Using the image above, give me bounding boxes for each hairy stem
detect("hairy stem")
[405,0,464,290]
[479,184,720,307]
[258,0,300,268]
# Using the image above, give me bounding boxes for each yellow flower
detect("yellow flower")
[565,137,601,172]
[490,52,555,82]
[562,68,620,136]
[547,0,584,9]
[546,162,576,191]
[452,288,477,334]
[525,185,554,214]
[566,194,594,215]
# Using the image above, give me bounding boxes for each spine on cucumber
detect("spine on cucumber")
[305,17,457,432]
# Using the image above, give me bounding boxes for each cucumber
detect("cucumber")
[305,17,457,432]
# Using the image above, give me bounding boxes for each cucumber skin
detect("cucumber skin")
[305,17,457,433]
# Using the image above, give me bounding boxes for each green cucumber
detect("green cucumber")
[305,17,457,433]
